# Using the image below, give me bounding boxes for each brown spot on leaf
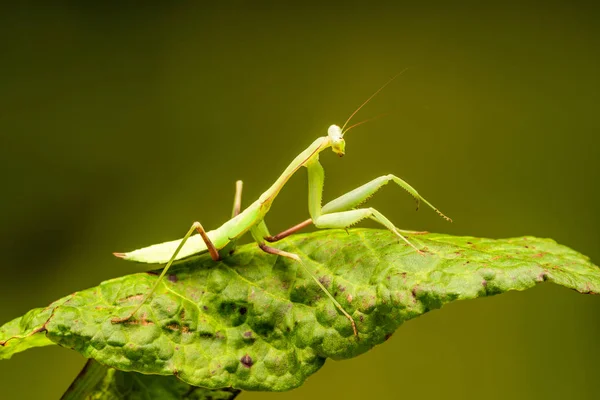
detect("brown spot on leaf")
[482,280,488,287]
[583,282,595,294]
[140,313,152,326]
[411,287,419,298]
[532,252,544,258]
[240,354,253,368]
[243,331,253,338]
[168,274,178,282]
[165,323,189,332]
[123,318,155,327]
[118,294,144,303]
[347,294,353,303]
[319,276,331,287]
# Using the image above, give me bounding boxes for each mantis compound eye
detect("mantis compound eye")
[327,124,343,141]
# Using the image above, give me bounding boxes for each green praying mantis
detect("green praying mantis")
[112,74,451,337]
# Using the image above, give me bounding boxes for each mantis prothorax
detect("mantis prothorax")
[111,74,452,337]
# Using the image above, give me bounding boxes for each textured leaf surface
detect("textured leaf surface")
[0,296,72,359]
[1,229,599,391]
[61,359,240,400]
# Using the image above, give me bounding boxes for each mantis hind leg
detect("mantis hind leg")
[219,179,245,257]
[112,221,219,324]
[232,180,243,218]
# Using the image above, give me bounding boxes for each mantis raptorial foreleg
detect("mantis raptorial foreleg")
[304,158,450,253]
[318,208,423,253]
[264,217,427,243]
[321,175,452,222]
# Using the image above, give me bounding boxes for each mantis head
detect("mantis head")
[328,125,345,156]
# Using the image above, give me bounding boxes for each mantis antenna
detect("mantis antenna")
[341,67,409,133]
[342,112,390,135]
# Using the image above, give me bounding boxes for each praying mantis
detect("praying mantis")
[111,74,451,337]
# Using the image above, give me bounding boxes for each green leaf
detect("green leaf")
[0,296,73,359]
[1,229,599,391]
[61,359,241,400]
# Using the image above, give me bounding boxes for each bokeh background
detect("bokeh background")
[1,2,599,399]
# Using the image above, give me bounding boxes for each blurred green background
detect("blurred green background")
[1,2,599,399]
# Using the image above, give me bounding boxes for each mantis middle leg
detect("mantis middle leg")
[250,221,358,337]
